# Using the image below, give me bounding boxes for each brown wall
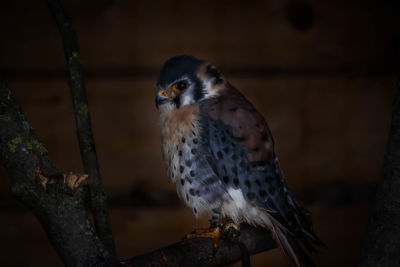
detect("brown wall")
[0,0,397,266]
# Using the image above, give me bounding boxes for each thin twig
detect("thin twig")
[45,0,117,264]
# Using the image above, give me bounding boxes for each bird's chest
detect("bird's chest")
[159,105,201,183]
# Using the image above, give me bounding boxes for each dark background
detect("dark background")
[0,0,398,266]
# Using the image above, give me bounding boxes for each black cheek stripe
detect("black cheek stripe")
[173,97,181,108]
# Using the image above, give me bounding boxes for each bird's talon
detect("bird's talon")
[185,226,222,252]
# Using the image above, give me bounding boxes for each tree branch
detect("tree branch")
[357,77,400,265]
[121,224,277,267]
[0,78,109,266]
[45,0,117,263]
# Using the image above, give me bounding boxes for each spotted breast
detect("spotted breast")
[159,104,227,216]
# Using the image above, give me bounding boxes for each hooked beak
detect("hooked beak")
[155,90,172,109]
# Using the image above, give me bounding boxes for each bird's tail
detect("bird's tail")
[268,218,318,267]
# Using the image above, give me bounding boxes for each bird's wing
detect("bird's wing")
[199,84,288,217]
[198,84,324,258]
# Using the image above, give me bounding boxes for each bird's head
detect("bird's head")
[155,55,225,110]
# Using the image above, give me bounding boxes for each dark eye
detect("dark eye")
[171,81,188,92]
[177,81,188,90]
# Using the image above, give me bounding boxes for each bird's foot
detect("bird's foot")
[184,220,241,256]
[185,226,221,251]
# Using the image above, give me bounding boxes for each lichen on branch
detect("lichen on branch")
[0,77,111,266]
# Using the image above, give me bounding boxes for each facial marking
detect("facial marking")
[196,63,225,99]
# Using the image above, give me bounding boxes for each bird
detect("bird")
[155,55,324,266]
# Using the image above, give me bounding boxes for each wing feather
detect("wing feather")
[198,84,324,266]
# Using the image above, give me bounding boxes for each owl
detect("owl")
[156,55,323,266]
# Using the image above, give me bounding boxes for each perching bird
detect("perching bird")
[155,55,324,266]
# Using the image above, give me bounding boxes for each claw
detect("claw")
[184,220,241,256]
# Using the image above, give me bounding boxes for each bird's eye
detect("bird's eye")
[171,81,188,93]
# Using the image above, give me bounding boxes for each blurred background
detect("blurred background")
[0,0,398,266]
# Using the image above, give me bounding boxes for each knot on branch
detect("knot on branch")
[63,172,91,195]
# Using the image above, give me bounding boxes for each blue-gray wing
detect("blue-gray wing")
[198,85,324,252]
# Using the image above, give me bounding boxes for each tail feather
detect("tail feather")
[295,206,327,249]
[297,235,317,253]
[269,223,301,267]
[303,229,326,248]
[268,220,318,267]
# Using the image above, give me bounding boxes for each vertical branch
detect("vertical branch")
[357,79,400,266]
[0,78,107,266]
[45,0,117,263]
